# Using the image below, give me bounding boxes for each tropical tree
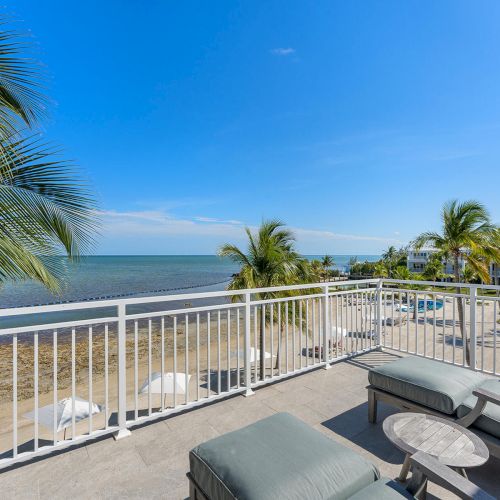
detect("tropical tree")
[422,254,446,282]
[413,200,500,364]
[0,19,98,293]
[321,255,334,279]
[219,220,313,379]
[310,259,324,281]
[462,264,479,284]
[373,262,389,278]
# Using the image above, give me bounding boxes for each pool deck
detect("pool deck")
[0,350,498,499]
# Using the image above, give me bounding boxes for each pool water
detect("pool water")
[416,299,444,312]
[399,299,444,313]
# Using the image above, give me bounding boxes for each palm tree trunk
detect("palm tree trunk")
[454,256,470,365]
[412,292,418,321]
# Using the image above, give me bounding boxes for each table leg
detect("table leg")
[398,453,411,482]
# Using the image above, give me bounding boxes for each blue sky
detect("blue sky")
[14,1,500,255]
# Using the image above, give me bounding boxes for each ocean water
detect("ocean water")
[0,255,379,331]
[0,255,380,309]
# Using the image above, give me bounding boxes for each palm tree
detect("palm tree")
[321,255,334,279]
[422,254,445,282]
[373,262,389,278]
[219,220,312,379]
[310,259,324,281]
[0,20,97,292]
[413,200,500,364]
[382,246,396,274]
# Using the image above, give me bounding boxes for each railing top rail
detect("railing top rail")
[383,278,500,290]
[0,316,119,336]
[0,279,379,317]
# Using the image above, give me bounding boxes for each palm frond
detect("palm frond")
[0,137,98,290]
[0,18,48,139]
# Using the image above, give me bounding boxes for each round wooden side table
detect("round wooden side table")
[383,412,489,481]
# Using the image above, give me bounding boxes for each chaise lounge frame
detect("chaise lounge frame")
[368,385,500,459]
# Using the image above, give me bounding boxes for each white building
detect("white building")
[407,248,465,276]
[408,249,500,284]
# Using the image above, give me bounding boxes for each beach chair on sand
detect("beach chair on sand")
[187,413,493,499]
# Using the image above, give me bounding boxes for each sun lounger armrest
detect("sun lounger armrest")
[409,451,494,500]
[457,386,499,428]
[472,387,500,406]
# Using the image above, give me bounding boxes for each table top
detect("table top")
[383,412,489,469]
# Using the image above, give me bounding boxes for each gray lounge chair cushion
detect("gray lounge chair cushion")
[189,412,380,500]
[349,477,413,499]
[456,378,500,439]
[368,356,485,414]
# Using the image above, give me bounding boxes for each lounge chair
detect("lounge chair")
[187,412,492,499]
[367,356,500,458]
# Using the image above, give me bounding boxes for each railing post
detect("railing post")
[113,302,131,440]
[376,279,383,348]
[469,286,477,370]
[243,292,255,397]
[323,285,331,368]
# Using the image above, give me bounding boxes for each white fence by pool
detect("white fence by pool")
[0,278,498,468]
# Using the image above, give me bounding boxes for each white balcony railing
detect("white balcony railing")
[0,278,498,469]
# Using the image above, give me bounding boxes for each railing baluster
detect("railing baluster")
[305,300,309,366]
[277,303,282,374]
[494,300,498,374]
[34,331,39,451]
[244,294,254,396]
[285,302,289,373]
[452,298,456,365]
[12,334,17,458]
[88,325,93,435]
[494,300,497,375]
[207,312,211,397]
[173,316,178,407]
[134,320,138,420]
[292,301,296,371]
[406,292,410,353]
[148,318,152,415]
[227,309,231,391]
[442,295,446,362]
[53,329,58,444]
[115,302,131,440]
[270,304,274,376]
[104,323,109,428]
[481,301,485,372]
[398,293,402,350]
[299,301,303,369]
[71,327,76,439]
[433,293,437,359]
[161,317,165,411]
[195,312,199,401]
[217,311,221,392]
[470,286,477,370]
[253,306,258,382]
[236,308,241,389]
[186,313,190,404]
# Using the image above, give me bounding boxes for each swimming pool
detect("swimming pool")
[398,299,444,313]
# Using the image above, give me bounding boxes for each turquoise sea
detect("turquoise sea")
[0,255,380,309]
